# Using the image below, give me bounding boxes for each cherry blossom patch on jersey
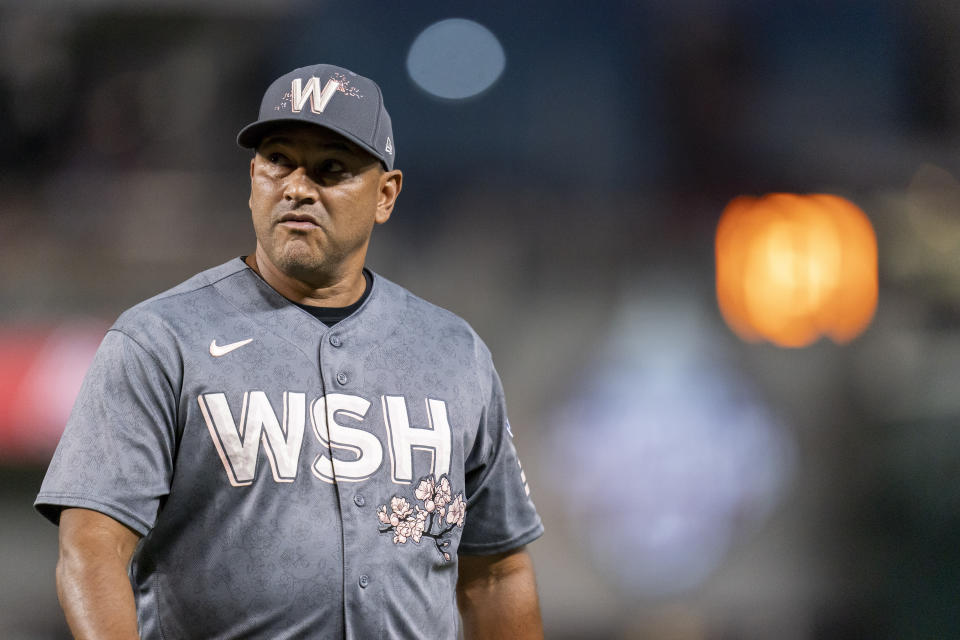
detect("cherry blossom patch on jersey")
[377,474,466,561]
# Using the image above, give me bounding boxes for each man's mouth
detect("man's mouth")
[278,212,320,229]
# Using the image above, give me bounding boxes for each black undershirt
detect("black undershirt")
[294,269,373,326]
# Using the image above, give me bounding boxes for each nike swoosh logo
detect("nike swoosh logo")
[209,338,253,357]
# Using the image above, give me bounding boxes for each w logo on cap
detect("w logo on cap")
[289,74,364,115]
[290,77,340,114]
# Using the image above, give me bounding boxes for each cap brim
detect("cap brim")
[236,117,389,169]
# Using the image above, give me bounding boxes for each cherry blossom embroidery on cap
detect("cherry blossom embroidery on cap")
[377,474,465,561]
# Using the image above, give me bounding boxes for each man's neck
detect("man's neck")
[245,250,367,308]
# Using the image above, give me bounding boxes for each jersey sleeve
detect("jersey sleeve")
[458,357,544,555]
[34,328,179,536]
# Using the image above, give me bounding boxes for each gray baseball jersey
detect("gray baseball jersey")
[35,258,543,639]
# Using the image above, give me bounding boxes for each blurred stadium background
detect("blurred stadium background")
[2,1,959,637]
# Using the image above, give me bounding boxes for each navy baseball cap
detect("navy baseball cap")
[237,64,396,170]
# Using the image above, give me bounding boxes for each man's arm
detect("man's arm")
[57,507,142,640]
[457,546,543,639]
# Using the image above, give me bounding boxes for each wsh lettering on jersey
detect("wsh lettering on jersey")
[197,392,452,487]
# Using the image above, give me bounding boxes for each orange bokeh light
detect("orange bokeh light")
[715,193,878,348]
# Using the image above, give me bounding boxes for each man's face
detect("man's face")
[248,124,400,286]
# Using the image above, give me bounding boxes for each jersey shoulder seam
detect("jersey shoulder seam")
[107,327,174,377]
[129,261,248,309]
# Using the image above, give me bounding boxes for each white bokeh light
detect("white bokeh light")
[406,18,506,100]
[547,283,796,597]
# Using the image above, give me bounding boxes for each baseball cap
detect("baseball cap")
[237,64,396,170]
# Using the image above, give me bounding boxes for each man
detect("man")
[35,63,544,639]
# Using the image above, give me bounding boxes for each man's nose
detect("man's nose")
[283,167,319,204]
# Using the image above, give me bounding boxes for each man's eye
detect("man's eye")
[267,152,290,165]
[317,159,346,174]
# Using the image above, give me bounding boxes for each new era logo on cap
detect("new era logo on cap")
[237,63,396,170]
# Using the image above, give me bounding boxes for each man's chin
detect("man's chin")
[270,248,334,282]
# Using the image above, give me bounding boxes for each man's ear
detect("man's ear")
[248,157,256,209]
[375,169,403,225]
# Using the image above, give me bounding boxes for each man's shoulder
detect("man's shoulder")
[369,273,492,359]
[113,258,247,332]
[141,258,248,306]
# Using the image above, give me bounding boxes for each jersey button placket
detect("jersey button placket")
[358,574,370,588]
[353,494,365,507]
[336,371,348,385]
[329,334,342,347]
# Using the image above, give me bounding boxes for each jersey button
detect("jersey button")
[329,334,342,347]
[336,372,348,385]
[353,494,365,507]
[359,574,370,588]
